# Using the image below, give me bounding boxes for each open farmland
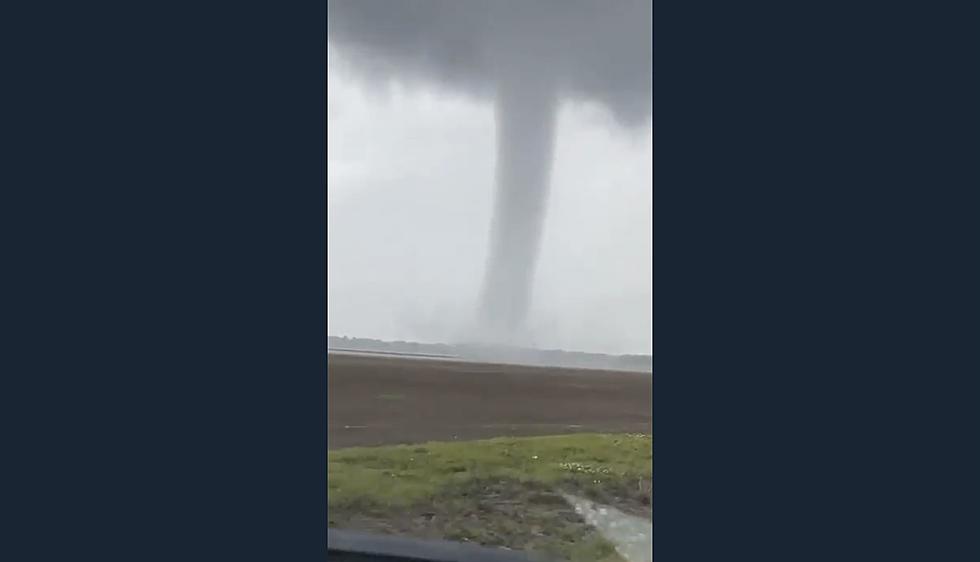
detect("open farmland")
[327,352,652,449]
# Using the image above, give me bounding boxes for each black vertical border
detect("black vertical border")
[654,2,980,561]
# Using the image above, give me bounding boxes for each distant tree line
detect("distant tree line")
[328,336,652,372]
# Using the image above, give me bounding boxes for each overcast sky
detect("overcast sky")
[327,45,652,356]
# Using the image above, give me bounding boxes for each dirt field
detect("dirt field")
[327,353,653,449]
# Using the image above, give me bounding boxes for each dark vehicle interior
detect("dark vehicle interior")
[328,529,547,561]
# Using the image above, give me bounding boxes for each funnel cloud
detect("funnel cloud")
[480,67,557,340]
[328,0,651,344]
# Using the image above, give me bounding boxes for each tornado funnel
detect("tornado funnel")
[478,73,557,342]
[327,0,652,346]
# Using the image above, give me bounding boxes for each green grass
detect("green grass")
[328,433,652,562]
[328,433,651,507]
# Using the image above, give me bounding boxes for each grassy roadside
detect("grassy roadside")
[328,433,652,562]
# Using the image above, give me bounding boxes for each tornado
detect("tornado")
[327,0,652,345]
[479,71,557,341]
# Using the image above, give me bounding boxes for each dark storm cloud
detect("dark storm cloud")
[326,0,651,126]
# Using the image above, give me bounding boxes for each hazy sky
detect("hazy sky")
[327,18,652,356]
